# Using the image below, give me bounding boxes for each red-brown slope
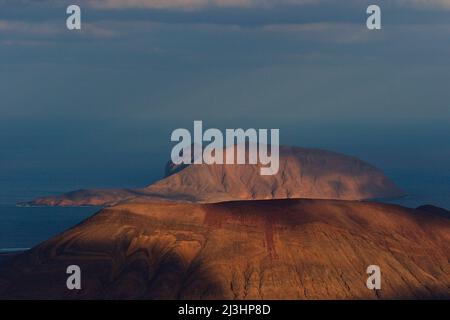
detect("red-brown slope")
[1,199,448,299]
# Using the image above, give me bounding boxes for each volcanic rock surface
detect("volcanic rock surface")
[22,146,403,206]
[1,199,449,299]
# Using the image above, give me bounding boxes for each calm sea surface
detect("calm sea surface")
[0,205,99,252]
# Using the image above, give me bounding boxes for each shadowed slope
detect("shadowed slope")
[1,199,448,299]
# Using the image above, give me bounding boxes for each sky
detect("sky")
[0,0,449,198]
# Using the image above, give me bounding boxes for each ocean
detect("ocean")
[0,205,99,253]
[382,171,450,209]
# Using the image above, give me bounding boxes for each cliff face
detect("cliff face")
[1,199,448,299]
[22,146,403,206]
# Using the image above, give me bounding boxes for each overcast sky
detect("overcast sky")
[0,0,449,192]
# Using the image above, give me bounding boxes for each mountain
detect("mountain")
[1,199,448,299]
[21,146,403,206]
[416,205,450,218]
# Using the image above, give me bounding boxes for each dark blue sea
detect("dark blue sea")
[0,205,99,253]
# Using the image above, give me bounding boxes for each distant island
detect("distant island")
[21,145,404,206]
